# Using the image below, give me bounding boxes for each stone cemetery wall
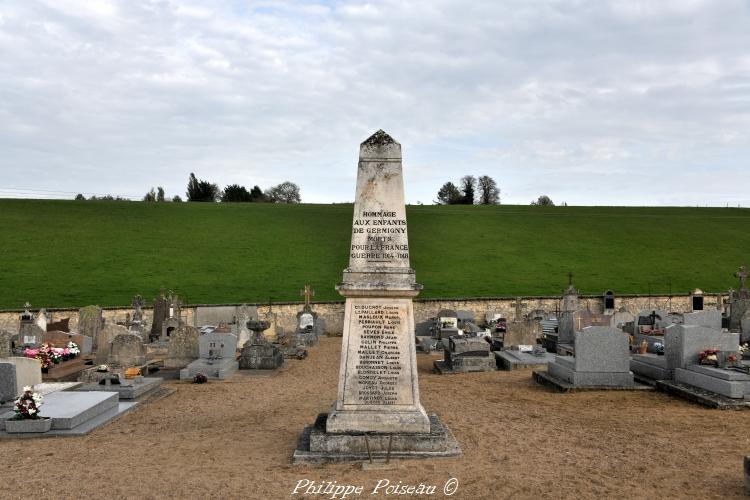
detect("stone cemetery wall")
[0,293,724,338]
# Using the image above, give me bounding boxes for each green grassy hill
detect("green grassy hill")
[0,199,748,309]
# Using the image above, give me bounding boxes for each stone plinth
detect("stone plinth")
[238,341,283,370]
[434,336,495,374]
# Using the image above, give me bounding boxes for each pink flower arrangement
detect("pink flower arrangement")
[23,342,79,369]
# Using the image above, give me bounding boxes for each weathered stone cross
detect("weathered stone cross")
[300,284,315,307]
[512,297,525,322]
[735,265,748,298]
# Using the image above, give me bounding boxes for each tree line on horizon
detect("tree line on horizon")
[435,175,500,205]
[434,176,562,207]
[74,173,301,204]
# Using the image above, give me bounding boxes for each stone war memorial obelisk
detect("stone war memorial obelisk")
[294,130,460,464]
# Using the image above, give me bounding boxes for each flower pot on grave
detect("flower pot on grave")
[5,418,52,434]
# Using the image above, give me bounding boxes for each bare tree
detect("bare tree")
[477,175,500,205]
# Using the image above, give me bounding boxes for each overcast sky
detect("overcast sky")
[1,0,749,206]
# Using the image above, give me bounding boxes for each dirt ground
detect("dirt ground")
[2,337,748,500]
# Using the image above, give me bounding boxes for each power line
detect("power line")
[0,187,141,199]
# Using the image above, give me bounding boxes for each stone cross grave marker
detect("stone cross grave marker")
[300,284,315,309]
[735,265,748,299]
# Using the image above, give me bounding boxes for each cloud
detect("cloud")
[0,0,748,205]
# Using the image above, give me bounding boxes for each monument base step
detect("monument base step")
[293,413,461,465]
[532,370,653,393]
[76,377,164,400]
[433,359,495,375]
[655,380,750,410]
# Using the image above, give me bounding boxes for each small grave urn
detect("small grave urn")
[5,418,52,434]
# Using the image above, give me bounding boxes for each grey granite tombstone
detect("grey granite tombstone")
[294,131,459,464]
[108,333,146,367]
[0,362,17,403]
[663,324,739,377]
[0,357,42,402]
[181,332,239,380]
[545,326,634,387]
[681,310,721,329]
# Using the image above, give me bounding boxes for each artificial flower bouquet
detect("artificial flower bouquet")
[698,348,719,365]
[13,386,44,420]
[23,342,80,370]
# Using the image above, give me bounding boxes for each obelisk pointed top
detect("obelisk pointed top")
[362,129,398,146]
[360,130,401,159]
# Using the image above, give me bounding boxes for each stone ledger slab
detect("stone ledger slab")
[630,354,670,381]
[40,391,119,429]
[77,377,163,400]
[495,350,556,371]
[674,367,750,399]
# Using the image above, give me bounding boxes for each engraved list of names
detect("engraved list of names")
[342,299,414,407]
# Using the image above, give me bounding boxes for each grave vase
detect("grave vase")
[5,417,52,434]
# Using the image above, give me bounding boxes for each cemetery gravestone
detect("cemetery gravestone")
[164,325,200,368]
[150,289,168,342]
[0,357,42,402]
[502,322,538,349]
[180,332,238,380]
[0,362,16,403]
[78,306,104,350]
[95,324,129,363]
[434,336,494,374]
[0,330,11,358]
[108,333,146,367]
[238,320,283,370]
[542,326,635,388]
[294,131,459,463]
[18,304,44,347]
[235,304,256,349]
